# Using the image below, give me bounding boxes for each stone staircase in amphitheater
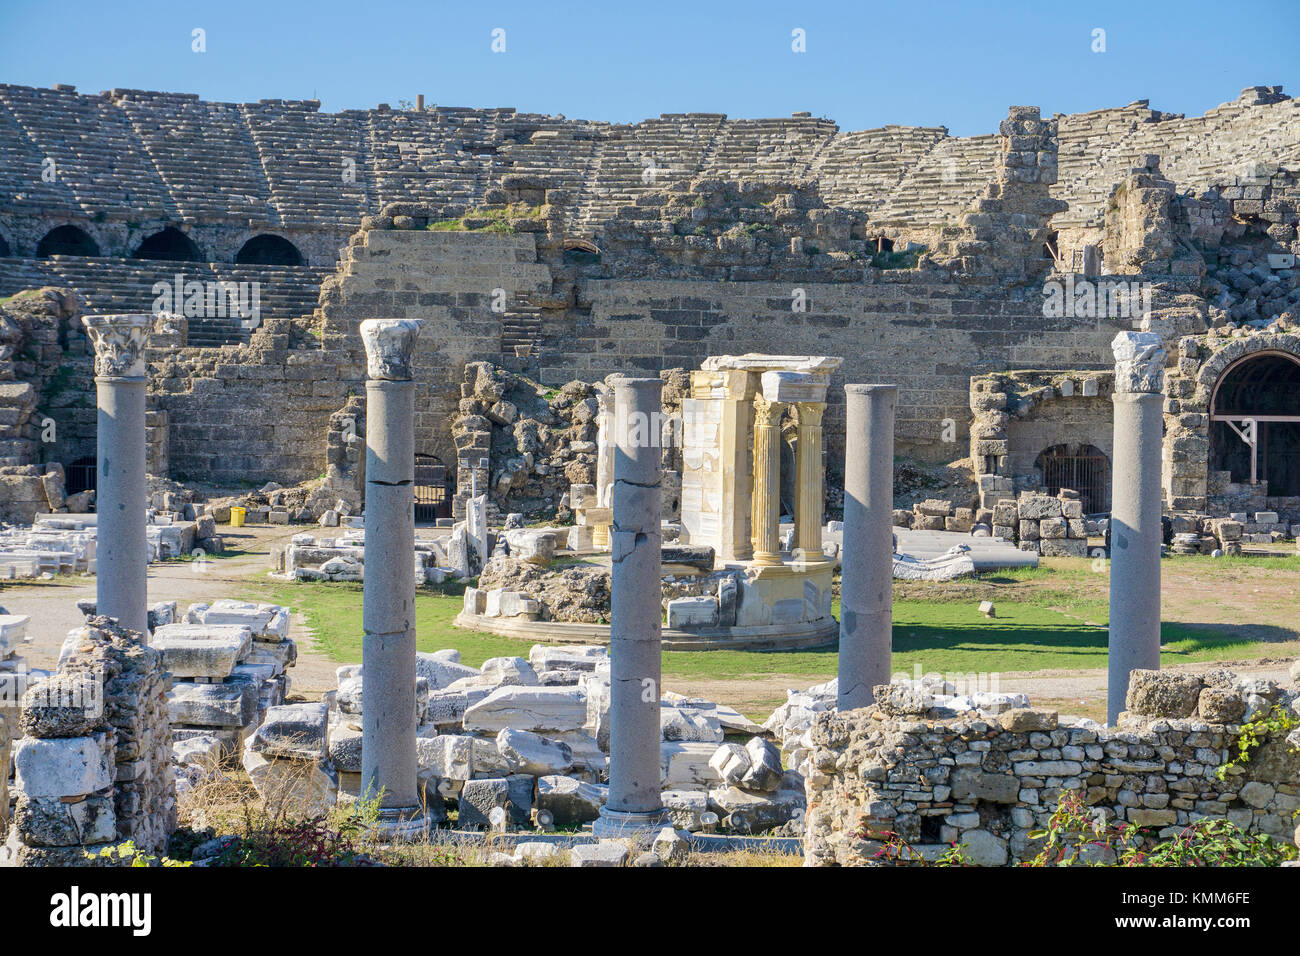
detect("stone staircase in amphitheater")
[0,257,329,347]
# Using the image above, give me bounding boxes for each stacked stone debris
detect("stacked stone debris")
[293,645,802,835]
[995,491,1089,556]
[897,498,980,533]
[242,702,337,818]
[930,106,1067,279]
[156,600,296,796]
[2,617,176,866]
[0,612,34,827]
[804,665,1300,866]
[273,525,452,585]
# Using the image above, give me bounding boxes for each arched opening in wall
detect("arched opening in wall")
[872,236,894,253]
[235,234,305,266]
[1210,350,1300,496]
[65,456,97,497]
[133,227,203,262]
[36,225,100,258]
[0,234,10,257]
[414,454,451,522]
[1036,443,1110,514]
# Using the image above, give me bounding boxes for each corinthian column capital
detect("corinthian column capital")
[361,319,423,381]
[82,313,150,379]
[1111,331,1166,394]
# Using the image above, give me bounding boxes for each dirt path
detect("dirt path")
[0,525,338,696]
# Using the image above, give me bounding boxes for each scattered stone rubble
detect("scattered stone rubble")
[2,618,176,866]
[804,667,1300,866]
[226,643,808,839]
[156,600,296,797]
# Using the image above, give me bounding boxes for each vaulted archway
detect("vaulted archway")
[134,227,203,261]
[37,224,100,257]
[236,234,304,266]
[1209,350,1300,495]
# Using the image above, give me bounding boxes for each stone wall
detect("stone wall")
[804,668,1300,866]
[3,618,176,866]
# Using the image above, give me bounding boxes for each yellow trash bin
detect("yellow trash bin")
[230,506,246,528]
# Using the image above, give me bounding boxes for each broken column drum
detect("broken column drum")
[595,377,670,837]
[359,318,427,832]
[83,314,151,635]
[838,383,897,710]
[1107,331,1166,725]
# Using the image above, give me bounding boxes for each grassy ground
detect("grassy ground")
[243,552,1300,718]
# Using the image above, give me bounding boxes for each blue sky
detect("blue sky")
[1,0,1296,136]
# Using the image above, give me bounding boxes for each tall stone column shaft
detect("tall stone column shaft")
[1107,332,1166,725]
[751,394,784,566]
[359,319,424,824]
[838,384,896,710]
[84,314,150,636]
[794,401,826,557]
[595,377,668,837]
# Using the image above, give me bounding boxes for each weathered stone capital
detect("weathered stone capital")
[754,394,785,427]
[360,318,423,381]
[1111,331,1166,394]
[82,313,150,379]
[795,402,825,429]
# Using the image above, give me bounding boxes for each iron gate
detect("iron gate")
[1038,444,1110,514]
[65,456,97,498]
[414,455,451,522]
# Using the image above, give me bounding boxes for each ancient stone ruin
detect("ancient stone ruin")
[0,73,1297,871]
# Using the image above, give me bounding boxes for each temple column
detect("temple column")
[595,377,669,837]
[794,401,826,559]
[1107,331,1166,725]
[83,314,150,636]
[838,384,897,710]
[751,394,784,566]
[359,317,428,837]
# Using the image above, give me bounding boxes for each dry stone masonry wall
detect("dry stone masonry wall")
[804,668,1300,866]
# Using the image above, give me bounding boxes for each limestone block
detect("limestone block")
[151,624,252,679]
[536,774,608,826]
[528,644,607,674]
[997,708,1059,732]
[248,703,330,759]
[496,728,573,776]
[707,782,805,833]
[14,792,117,847]
[661,741,723,790]
[458,775,534,828]
[419,734,475,781]
[661,705,724,743]
[740,737,784,792]
[662,789,709,831]
[708,742,750,786]
[666,596,719,628]
[463,685,587,734]
[479,656,539,686]
[502,529,556,565]
[167,681,258,729]
[415,651,480,689]
[1125,670,1203,718]
[241,751,336,816]
[568,841,628,867]
[14,733,111,797]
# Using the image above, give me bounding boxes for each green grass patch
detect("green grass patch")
[241,579,1271,680]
